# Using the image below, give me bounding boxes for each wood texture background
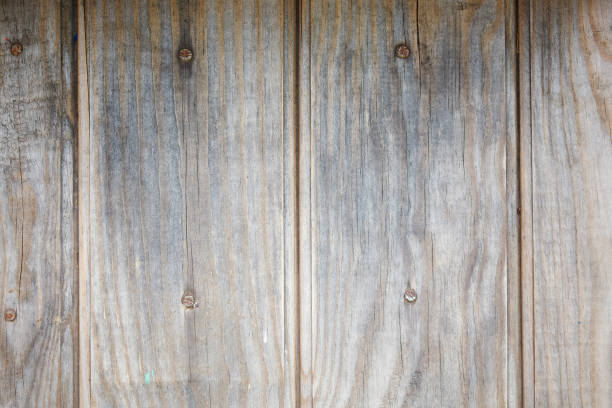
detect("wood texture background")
[80,0,297,406]
[304,0,515,406]
[520,0,612,406]
[0,1,77,407]
[1,0,611,407]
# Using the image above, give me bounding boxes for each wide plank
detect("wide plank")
[0,1,77,407]
[520,0,612,406]
[81,0,297,406]
[304,0,515,406]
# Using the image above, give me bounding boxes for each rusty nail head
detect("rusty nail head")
[11,43,23,56]
[178,48,193,63]
[4,308,17,321]
[181,291,199,309]
[395,44,410,59]
[404,288,417,304]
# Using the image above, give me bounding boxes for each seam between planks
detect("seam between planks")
[77,0,92,406]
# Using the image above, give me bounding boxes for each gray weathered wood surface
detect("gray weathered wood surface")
[80,0,297,406]
[520,0,612,406]
[303,0,516,406]
[0,1,77,407]
[1,0,611,407]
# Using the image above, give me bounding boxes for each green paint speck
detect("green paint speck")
[144,370,154,385]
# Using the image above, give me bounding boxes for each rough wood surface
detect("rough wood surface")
[504,0,521,406]
[82,0,297,406]
[304,0,515,406]
[4,0,611,406]
[297,0,313,405]
[0,1,77,407]
[521,0,612,406]
[77,1,91,406]
[517,0,535,405]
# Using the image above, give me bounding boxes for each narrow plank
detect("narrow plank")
[504,0,521,405]
[0,1,77,407]
[283,1,300,405]
[77,0,92,405]
[297,0,313,405]
[82,0,297,406]
[517,0,535,406]
[522,0,612,406]
[305,0,513,406]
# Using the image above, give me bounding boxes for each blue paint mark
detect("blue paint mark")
[73,34,78,43]
[144,370,154,385]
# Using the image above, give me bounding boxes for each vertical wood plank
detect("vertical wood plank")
[82,0,298,406]
[283,1,300,405]
[0,1,77,407]
[77,0,92,405]
[297,0,313,405]
[304,0,514,406]
[504,0,521,405]
[522,0,612,406]
[517,0,535,405]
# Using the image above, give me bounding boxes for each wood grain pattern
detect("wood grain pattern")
[521,0,612,406]
[3,0,610,406]
[0,1,77,407]
[82,0,297,406]
[297,0,313,405]
[304,0,515,406]
[504,0,521,405]
[77,0,92,406]
[517,0,535,405]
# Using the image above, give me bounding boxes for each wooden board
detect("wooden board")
[520,0,612,406]
[2,0,610,406]
[80,0,298,406]
[303,0,516,406]
[0,1,77,407]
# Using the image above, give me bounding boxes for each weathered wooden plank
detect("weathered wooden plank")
[305,0,514,406]
[517,0,535,406]
[77,0,91,406]
[521,0,612,406]
[504,0,521,405]
[297,0,313,405]
[0,1,77,407]
[82,0,297,406]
